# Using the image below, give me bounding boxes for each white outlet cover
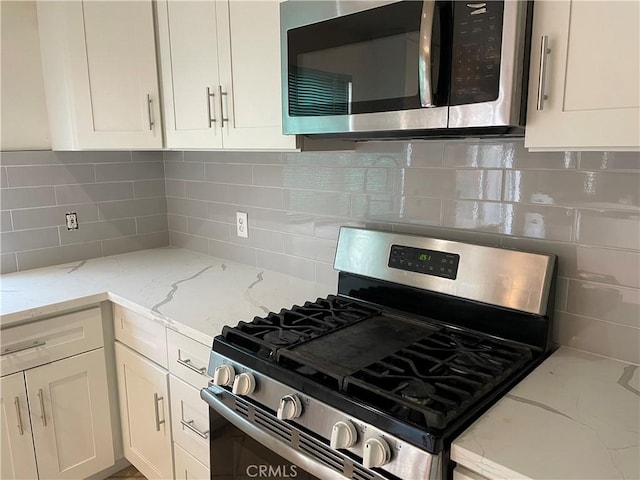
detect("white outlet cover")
[236,212,248,238]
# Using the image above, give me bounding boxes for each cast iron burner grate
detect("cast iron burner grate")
[343,328,532,430]
[221,295,380,360]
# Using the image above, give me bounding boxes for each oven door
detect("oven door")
[203,386,336,480]
[280,0,451,135]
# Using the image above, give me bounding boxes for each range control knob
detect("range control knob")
[363,437,391,469]
[212,364,235,387]
[330,420,357,449]
[277,394,303,420]
[232,372,256,396]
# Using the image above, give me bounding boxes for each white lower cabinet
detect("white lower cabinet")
[0,373,38,480]
[174,443,209,480]
[115,341,173,480]
[1,349,115,480]
[170,375,210,468]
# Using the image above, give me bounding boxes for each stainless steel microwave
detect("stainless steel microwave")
[280,0,533,139]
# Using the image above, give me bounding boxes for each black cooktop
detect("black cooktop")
[217,294,533,434]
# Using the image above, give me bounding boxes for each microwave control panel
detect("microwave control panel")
[450,0,504,105]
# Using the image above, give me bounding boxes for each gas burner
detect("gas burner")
[398,379,436,405]
[220,295,380,359]
[263,329,306,346]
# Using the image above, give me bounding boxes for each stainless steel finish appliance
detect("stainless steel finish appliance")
[201,227,556,480]
[280,0,532,139]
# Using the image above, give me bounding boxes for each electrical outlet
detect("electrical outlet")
[236,211,248,238]
[65,212,78,230]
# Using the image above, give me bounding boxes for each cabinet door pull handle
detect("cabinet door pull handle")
[177,352,207,375]
[14,397,24,435]
[153,393,165,432]
[218,85,229,128]
[147,94,154,130]
[180,419,209,439]
[2,339,46,356]
[207,87,216,128]
[536,35,551,111]
[37,389,47,427]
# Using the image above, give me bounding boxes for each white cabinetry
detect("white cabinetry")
[156,0,298,150]
[0,373,38,480]
[525,0,640,151]
[115,342,173,480]
[113,306,214,480]
[37,0,162,150]
[26,349,114,479]
[167,329,212,478]
[0,307,116,480]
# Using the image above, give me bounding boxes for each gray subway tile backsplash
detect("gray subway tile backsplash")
[1,152,168,270]
[161,140,639,364]
[1,141,638,364]
[2,186,56,209]
[1,211,12,232]
[102,231,169,257]
[95,161,164,182]
[12,203,99,230]
[16,241,103,272]
[1,226,60,253]
[6,164,96,187]
[1,150,52,166]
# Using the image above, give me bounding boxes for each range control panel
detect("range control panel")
[388,245,460,279]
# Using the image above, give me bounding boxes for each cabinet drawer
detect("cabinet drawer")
[174,443,209,480]
[113,304,167,368]
[1,307,103,376]
[170,375,210,467]
[167,329,211,388]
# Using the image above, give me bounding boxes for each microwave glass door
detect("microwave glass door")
[287,2,446,118]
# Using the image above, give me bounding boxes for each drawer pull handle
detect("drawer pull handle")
[2,339,46,356]
[153,393,165,432]
[37,389,47,427]
[177,354,207,375]
[180,419,209,439]
[14,397,24,435]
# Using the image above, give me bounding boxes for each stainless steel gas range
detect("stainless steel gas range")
[201,227,556,480]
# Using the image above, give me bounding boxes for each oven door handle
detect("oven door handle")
[200,387,357,480]
[419,0,436,107]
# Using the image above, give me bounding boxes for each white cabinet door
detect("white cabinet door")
[25,348,115,480]
[156,0,298,150]
[115,342,173,480]
[37,1,162,150]
[174,443,210,480]
[157,0,223,149]
[218,0,298,150]
[0,373,38,480]
[525,0,640,151]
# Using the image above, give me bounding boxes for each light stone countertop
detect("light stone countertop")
[2,247,638,480]
[0,247,332,346]
[452,347,640,480]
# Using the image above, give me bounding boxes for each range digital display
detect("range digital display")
[388,244,460,279]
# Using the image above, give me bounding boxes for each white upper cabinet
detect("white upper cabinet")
[37,1,162,150]
[157,0,298,150]
[525,0,640,151]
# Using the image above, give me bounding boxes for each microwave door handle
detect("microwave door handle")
[419,0,436,107]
